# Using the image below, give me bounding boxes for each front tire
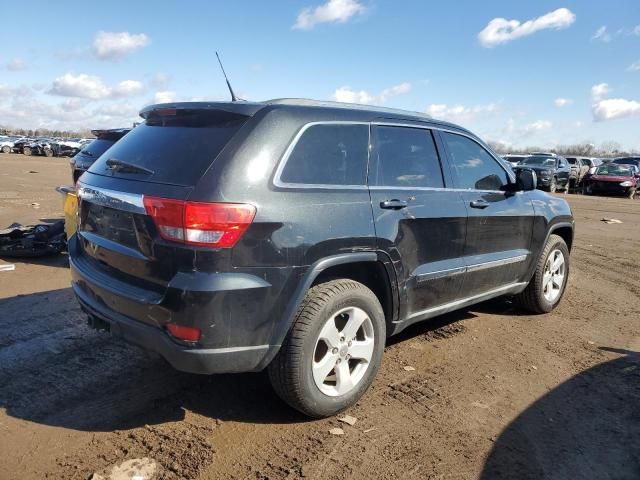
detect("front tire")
[515,234,570,313]
[548,177,557,193]
[44,148,54,157]
[23,146,32,156]
[268,279,386,418]
[1,145,10,154]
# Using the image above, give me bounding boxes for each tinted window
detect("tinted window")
[441,132,508,190]
[582,159,593,167]
[280,124,369,185]
[88,109,248,186]
[370,126,443,188]
[76,138,116,160]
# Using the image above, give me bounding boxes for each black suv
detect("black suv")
[69,100,574,417]
[70,128,131,183]
[516,154,571,192]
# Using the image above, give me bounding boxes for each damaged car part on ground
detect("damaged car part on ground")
[69,99,574,418]
[0,220,66,257]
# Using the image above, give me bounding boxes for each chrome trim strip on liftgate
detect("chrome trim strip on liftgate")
[77,185,146,214]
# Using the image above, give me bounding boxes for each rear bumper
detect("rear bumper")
[68,234,285,374]
[74,283,277,374]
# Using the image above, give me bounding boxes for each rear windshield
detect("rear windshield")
[88,110,248,186]
[75,138,116,160]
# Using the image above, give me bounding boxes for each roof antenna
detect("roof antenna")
[216,51,239,102]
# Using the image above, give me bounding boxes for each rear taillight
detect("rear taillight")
[143,196,256,248]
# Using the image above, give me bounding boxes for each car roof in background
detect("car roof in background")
[90,128,132,140]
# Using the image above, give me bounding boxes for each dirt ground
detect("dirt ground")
[0,152,638,480]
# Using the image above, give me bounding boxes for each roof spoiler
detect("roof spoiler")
[139,102,264,119]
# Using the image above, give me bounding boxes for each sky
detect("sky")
[0,0,639,150]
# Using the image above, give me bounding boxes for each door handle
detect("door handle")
[380,199,408,210]
[469,199,489,209]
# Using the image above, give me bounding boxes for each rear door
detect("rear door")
[438,131,535,297]
[368,123,467,321]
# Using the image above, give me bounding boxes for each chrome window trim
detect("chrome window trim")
[77,184,146,214]
[273,120,516,192]
[272,121,370,190]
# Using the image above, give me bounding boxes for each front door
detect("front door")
[438,131,535,298]
[368,124,467,322]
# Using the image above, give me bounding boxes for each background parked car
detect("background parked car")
[585,163,637,199]
[515,154,571,192]
[0,135,14,154]
[583,157,603,175]
[22,138,53,156]
[612,157,640,177]
[12,137,33,154]
[565,157,590,190]
[502,153,529,167]
[70,128,131,183]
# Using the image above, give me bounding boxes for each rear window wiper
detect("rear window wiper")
[105,158,154,175]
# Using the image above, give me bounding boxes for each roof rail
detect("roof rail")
[265,98,433,121]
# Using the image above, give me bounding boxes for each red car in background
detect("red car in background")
[585,164,637,199]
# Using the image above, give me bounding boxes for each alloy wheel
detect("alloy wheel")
[312,306,375,397]
[542,249,565,302]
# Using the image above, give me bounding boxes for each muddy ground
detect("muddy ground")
[0,152,638,479]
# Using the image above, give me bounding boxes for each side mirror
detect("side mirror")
[515,168,537,191]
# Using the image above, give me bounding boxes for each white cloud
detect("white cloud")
[634,25,640,36]
[554,97,572,107]
[6,58,27,72]
[523,120,552,136]
[92,31,150,60]
[627,61,640,72]
[332,82,412,105]
[592,26,611,43]
[478,7,576,47]
[591,83,609,101]
[151,72,170,90]
[111,80,144,97]
[49,74,111,99]
[154,91,177,103]
[424,103,498,122]
[593,98,640,121]
[293,0,366,30]
[48,73,145,99]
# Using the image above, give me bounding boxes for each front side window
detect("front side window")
[369,126,444,188]
[441,132,509,190]
[280,123,369,186]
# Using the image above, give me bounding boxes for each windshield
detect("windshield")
[566,158,577,164]
[595,164,632,177]
[521,156,556,167]
[614,158,640,166]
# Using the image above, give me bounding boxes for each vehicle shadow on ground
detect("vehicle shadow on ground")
[0,252,69,268]
[480,348,640,479]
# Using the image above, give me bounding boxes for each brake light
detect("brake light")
[143,196,256,248]
[166,323,201,342]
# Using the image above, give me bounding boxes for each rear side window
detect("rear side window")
[441,132,509,191]
[88,109,248,186]
[280,123,369,186]
[370,126,444,188]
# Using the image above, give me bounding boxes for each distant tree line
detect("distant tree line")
[488,140,638,158]
[0,126,95,139]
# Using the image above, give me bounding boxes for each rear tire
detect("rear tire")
[268,279,386,418]
[515,234,569,314]
[23,147,32,156]
[44,148,54,157]
[1,145,10,154]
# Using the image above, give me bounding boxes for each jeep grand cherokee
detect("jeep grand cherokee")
[69,99,574,417]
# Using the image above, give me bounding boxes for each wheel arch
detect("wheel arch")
[258,252,398,370]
